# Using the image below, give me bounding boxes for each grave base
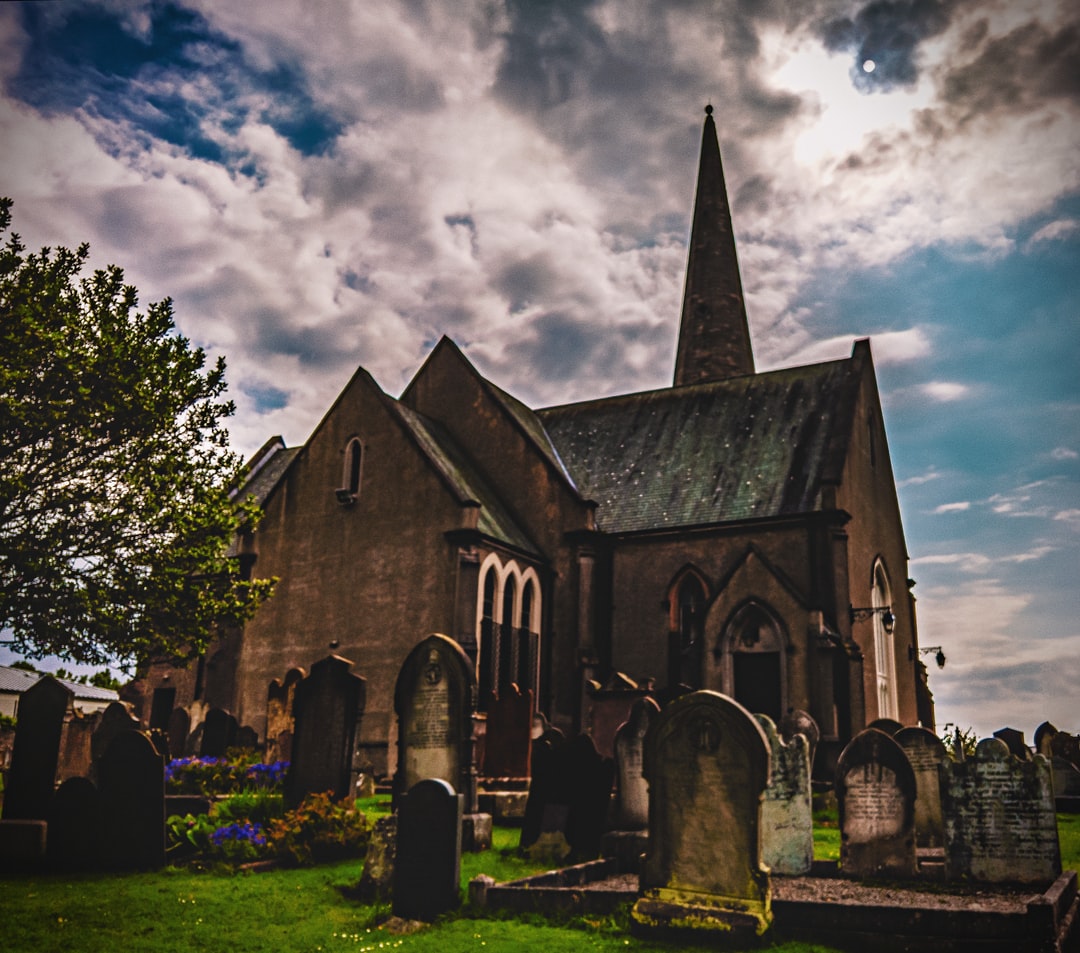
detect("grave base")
[630,887,772,939]
[462,812,492,852]
[600,829,647,873]
[0,819,47,871]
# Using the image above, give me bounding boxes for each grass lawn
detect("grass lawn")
[4,805,1077,953]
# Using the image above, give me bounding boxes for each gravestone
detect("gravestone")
[98,730,166,870]
[57,705,97,784]
[1051,757,1080,798]
[835,728,917,879]
[166,708,190,763]
[149,686,176,732]
[287,655,366,805]
[520,732,614,860]
[992,726,1030,760]
[481,684,533,780]
[613,697,660,831]
[866,717,903,736]
[756,713,813,875]
[392,779,463,921]
[895,726,949,849]
[1050,731,1080,769]
[46,777,103,871]
[779,708,820,772]
[939,737,1061,884]
[584,672,649,759]
[393,634,477,812]
[2,676,73,820]
[90,701,140,781]
[356,814,397,901]
[1034,721,1058,759]
[266,668,304,764]
[633,690,772,938]
[199,707,238,758]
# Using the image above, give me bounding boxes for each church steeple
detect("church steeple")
[673,105,755,386]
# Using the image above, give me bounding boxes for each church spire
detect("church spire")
[673,105,755,386]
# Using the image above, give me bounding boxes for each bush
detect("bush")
[265,792,370,866]
[165,755,288,797]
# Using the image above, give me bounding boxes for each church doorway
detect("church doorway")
[719,601,785,723]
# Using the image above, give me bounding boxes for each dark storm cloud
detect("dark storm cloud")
[820,0,957,92]
[493,254,561,314]
[939,20,1080,123]
[8,0,341,160]
[506,311,606,382]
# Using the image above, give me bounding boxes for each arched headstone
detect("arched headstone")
[613,697,660,831]
[392,779,463,921]
[633,690,772,938]
[894,726,949,849]
[99,730,166,871]
[2,677,73,820]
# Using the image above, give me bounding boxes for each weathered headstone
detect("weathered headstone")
[584,672,649,759]
[2,676,73,820]
[835,728,917,879]
[779,708,820,773]
[520,732,614,860]
[481,684,533,780]
[393,634,477,812]
[895,726,949,849]
[199,707,238,758]
[266,668,304,764]
[287,655,366,805]
[149,686,176,732]
[57,705,97,784]
[613,697,660,831]
[46,776,103,871]
[939,737,1061,884]
[166,708,190,763]
[356,814,397,901]
[633,690,772,938]
[756,713,812,875]
[1050,731,1080,769]
[1034,721,1058,759]
[1051,757,1080,798]
[992,726,1030,760]
[392,779,463,921]
[98,730,166,870]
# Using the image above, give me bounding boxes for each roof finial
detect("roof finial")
[705,103,713,116]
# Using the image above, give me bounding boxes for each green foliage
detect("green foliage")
[1058,813,1080,872]
[941,725,978,759]
[89,669,122,691]
[0,713,15,730]
[7,659,37,672]
[165,752,286,797]
[265,792,370,866]
[0,197,273,668]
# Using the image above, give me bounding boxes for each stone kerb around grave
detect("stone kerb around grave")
[939,737,1061,884]
[633,690,772,939]
[755,713,813,875]
[835,728,917,880]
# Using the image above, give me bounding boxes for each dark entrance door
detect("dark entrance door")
[733,652,781,723]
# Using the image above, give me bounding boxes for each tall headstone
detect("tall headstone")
[1034,721,1058,759]
[633,691,772,939]
[835,728,917,879]
[199,707,238,758]
[480,684,533,780]
[98,730,166,870]
[939,737,1061,884]
[393,634,477,811]
[756,714,813,875]
[57,704,97,784]
[992,726,1030,760]
[894,726,949,849]
[287,655,366,805]
[90,700,140,782]
[392,779,463,921]
[613,697,660,831]
[2,676,73,820]
[166,708,190,762]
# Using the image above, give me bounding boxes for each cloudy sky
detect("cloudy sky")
[1,0,1077,742]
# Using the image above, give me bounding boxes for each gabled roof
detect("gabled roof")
[389,402,540,556]
[538,352,864,534]
[233,436,302,506]
[0,666,119,703]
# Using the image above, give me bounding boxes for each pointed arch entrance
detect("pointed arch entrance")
[718,601,786,723]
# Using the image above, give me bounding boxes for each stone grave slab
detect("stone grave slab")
[287,655,366,805]
[392,779,463,921]
[940,737,1061,884]
[632,690,772,938]
[613,697,660,831]
[756,713,813,875]
[2,676,73,821]
[895,725,949,849]
[835,728,917,879]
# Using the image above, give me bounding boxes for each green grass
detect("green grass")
[1059,813,1080,870]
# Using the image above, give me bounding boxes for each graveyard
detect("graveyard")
[2,638,1080,952]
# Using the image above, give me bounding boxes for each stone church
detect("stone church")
[137,107,933,778]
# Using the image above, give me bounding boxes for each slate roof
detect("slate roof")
[537,355,862,534]
[0,665,119,703]
[391,403,540,556]
[233,436,302,506]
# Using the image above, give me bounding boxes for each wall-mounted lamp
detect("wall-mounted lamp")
[922,646,946,669]
[849,604,895,634]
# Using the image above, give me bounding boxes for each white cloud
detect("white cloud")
[897,468,943,488]
[1050,446,1078,460]
[932,501,970,514]
[920,381,969,402]
[1026,218,1080,249]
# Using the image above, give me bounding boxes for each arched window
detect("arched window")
[337,437,363,504]
[475,554,542,706]
[719,600,786,723]
[872,560,897,719]
[667,570,707,690]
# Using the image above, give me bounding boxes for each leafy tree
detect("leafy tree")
[7,659,38,673]
[0,198,273,668]
[89,669,123,691]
